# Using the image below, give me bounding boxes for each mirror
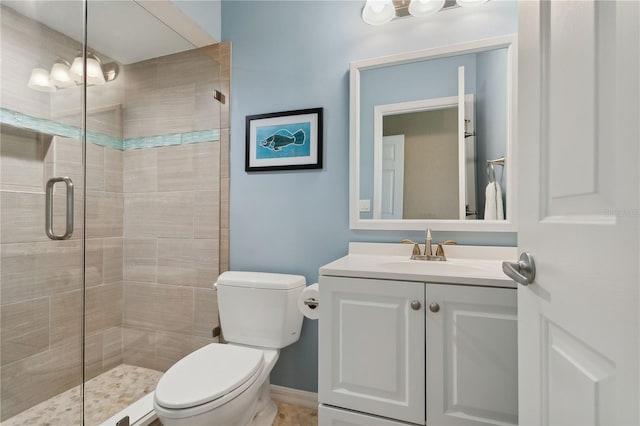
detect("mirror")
[349,35,517,231]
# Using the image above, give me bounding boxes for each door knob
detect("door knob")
[502,252,536,286]
[411,300,421,310]
[429,303,440,313]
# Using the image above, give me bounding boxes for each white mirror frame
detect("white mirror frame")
[349,34,518,232]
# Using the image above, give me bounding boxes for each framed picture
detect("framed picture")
[245,108,323,172]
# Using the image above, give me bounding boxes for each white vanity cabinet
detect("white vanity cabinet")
[318,272,517,426]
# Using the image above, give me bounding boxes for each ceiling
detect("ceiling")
[3,0,196,64]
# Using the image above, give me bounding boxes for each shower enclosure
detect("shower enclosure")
[1,1,228,424]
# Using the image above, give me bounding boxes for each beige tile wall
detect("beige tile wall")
[123,48,221,140]
[121,141,220,370]
[84,120,126,390]
[120,44,229,372]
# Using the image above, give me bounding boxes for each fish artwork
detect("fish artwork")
[260,129,306,151]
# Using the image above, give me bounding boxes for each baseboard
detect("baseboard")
[270,384,318,410]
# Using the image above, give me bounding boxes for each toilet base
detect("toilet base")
[251,399,277,426]
[251,378,278,426]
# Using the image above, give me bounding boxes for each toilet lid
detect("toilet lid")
[154,344,264,410]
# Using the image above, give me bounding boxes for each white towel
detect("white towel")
[484,181,504,220]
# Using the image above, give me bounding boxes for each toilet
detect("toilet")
[153,271,306,426]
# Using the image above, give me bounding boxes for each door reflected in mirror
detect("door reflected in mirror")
[377,98,477,221]
[382,107,468,220]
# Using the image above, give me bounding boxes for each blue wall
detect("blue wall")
[222,0,517,393]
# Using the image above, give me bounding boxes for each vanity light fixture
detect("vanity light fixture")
[362,0,490,25]
[28,52,119,92]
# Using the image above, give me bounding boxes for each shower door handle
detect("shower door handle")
[45,177,74,240]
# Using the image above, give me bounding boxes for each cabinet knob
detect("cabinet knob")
[429,303,440,313]
[410,300,421,310]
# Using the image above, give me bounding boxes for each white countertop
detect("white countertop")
[319,243,518,289]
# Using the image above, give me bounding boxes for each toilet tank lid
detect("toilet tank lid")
[215,271,306,290]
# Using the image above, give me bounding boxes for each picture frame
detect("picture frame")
[245,108,323,172]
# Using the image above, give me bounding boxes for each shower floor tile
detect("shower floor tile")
[3,364,163,426]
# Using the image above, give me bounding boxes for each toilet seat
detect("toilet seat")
[154,343,264,411]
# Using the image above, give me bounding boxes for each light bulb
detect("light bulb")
[362,0,395,25]
[409,0,445,17]
[69,56,83,83]
[370,0,386,13]
[86,57,106,85]
[69,54,106,85]
[27,68,56,92]
[50,62,75,88]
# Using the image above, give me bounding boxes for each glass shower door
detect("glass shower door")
[1,0,223,423]
[1,1,86,423]
[83,1,223,424]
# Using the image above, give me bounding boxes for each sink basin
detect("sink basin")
[318,243,517,287]
[379,259,492,275]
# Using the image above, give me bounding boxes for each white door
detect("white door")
[515,1,639,425]
[380,135,405,219]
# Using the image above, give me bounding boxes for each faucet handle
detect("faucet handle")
[401,239,421,256]
[435,240,457,257]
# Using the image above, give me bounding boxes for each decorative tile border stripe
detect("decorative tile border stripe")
[87,130,124,150]
[1,107,122,149]
[124,129,220,150]
[0,108,219,150]
[1,107,82,139]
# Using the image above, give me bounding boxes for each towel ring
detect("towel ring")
[486,156,505,183]
[487,163,496,183]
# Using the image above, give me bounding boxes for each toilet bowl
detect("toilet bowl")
[154,344,279,426]
[153,271,305,426]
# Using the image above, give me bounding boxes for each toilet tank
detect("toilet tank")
[216,271,305,348]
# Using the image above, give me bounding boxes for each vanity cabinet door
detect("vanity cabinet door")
[425,284,517,426]
[319,276,425,425]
